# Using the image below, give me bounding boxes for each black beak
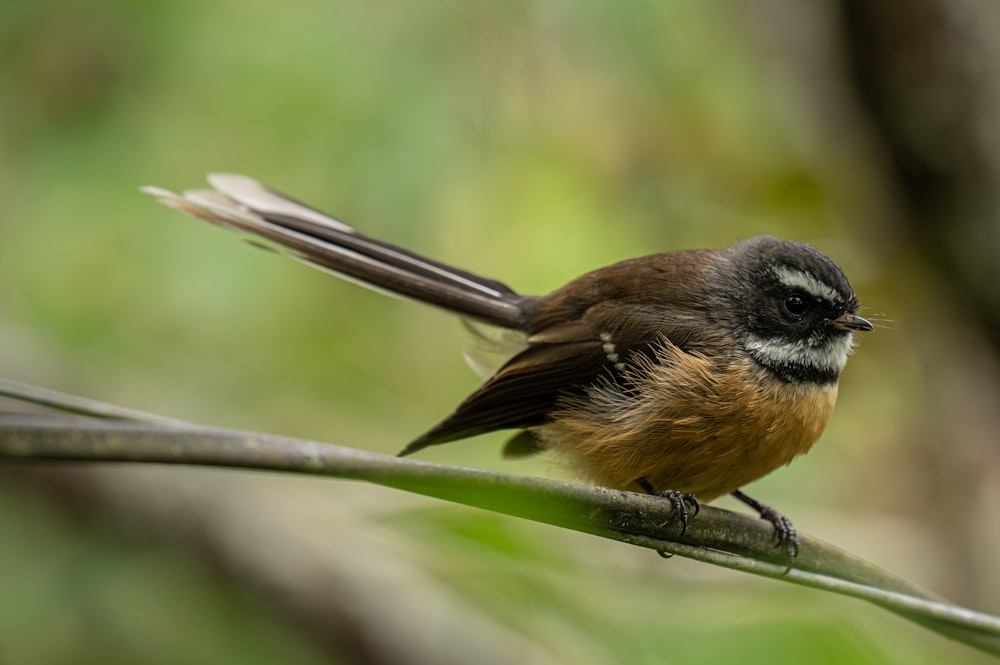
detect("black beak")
[830,313,874,332]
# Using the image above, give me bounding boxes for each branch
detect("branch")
[1,380,998,655]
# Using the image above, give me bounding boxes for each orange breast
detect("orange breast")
[539,342,838,502]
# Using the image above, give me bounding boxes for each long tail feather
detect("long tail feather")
[143,174,528,329]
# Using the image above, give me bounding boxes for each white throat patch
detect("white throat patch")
[744,332,854,376]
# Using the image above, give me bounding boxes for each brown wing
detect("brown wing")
[398,301,711,455]
[399,249,720,456]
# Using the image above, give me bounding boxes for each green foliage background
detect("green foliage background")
[0,1,990,664]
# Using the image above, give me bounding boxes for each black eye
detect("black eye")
[784,294,810,316]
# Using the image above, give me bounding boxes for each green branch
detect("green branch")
[1,379,998,656]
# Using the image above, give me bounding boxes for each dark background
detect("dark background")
[2,1,999,663]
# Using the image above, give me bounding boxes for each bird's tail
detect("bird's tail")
[142,174,528,329]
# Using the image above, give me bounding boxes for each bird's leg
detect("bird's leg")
[636,478,700,535]
[731,490,800,560]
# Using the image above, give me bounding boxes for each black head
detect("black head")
[710,235,872,384]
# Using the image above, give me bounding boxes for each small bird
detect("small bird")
[144,174,873,555]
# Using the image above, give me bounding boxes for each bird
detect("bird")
[143,173,873,556]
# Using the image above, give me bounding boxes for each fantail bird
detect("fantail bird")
[143,174,873,555]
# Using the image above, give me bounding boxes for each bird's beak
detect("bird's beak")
[830,313,874,332]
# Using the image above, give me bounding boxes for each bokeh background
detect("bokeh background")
[2,1,1000,663]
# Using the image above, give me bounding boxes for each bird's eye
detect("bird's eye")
[784,294,810,316]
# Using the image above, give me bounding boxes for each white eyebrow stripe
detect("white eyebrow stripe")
[774,265,839,302]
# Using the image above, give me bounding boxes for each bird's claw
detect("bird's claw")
[757,504,800,561]
[636,479,700,535]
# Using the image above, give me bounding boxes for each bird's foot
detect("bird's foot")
[637,478,700,535]
[731,490,800,564]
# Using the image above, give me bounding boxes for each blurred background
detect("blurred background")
[2,1,1000,663]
